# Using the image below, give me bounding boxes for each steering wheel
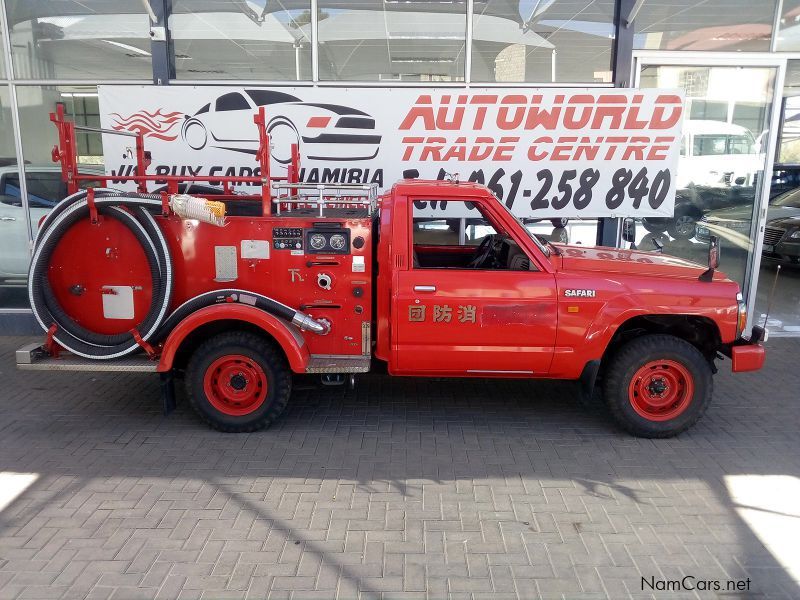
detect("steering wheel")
[467,234,497,268]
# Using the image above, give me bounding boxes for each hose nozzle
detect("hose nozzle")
[170,194,226,227]
[291,312,330,334]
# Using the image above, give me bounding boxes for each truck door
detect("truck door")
[393,198,557,375]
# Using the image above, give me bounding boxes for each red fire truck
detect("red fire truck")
[15,107,765,438]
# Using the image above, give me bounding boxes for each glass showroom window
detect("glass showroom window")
[171,0,312,80]
[471,0,615,83]
[4,1,153,79]
[0,84,26,308]
[3,85,103,310]
[776,1,800,50]
[633,0,777,51]
[635,65,777,292]
[317,0,466,81]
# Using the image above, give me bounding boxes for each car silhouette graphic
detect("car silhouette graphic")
[180,89,382,163]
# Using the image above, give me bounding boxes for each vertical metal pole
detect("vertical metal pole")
[551,49,556,83]
[772,0,785,53]
[744,59,786,329]
[597,0,635,247]
[0,0,34,252]
[465,0,474,84]
[150,0,175,84]
[311,0,319,82]
[6,85,33,251]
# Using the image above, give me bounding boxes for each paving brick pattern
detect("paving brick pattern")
[0,335,799,599]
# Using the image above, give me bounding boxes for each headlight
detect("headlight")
[790,230,800,239]
[736,292,747,337]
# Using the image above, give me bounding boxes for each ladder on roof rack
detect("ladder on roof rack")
[272,182,379,217]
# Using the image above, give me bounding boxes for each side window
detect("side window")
[215,93,250,112]
[0,174,22,206]
[23,173,64,208]
[0,173,65,208]
[196,103,210,115]
[412,201,533,271]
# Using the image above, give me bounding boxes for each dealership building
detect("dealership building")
[1,1,800,335]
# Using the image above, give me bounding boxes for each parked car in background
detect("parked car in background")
[696,186,800,262]
[0,165,101,286]
[770,164,800,199]
[645,162,800,241]
[642,120,763,240]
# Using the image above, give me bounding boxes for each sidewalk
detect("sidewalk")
[0,335,798,599]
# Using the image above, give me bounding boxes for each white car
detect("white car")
[677,120,763,190]
[0,165,100,286]
[181,89,382,164]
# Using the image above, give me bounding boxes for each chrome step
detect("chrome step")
[16,343,158,372]
[305,354,371,374]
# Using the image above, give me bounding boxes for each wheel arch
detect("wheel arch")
[157,304,309,374]
[603,313,722,367]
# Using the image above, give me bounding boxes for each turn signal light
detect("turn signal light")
[736,292,747,337]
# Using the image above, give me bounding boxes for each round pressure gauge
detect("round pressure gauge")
[309,233,327,251]
[329,234,346,251]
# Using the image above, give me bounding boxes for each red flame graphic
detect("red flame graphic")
[109,108,184,141]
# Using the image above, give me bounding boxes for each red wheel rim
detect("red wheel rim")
[628,359,694,421]
[203,354,268,417]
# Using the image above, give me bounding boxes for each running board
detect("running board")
[15,343,158,372]
[305,354,371,374]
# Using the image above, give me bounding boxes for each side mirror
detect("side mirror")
[699,235,720,282]
[708,235,720,270]
[622,217,636,243]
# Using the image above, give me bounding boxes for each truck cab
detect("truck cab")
[368,179,763,436]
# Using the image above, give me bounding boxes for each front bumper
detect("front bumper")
[763,239,800,262]
[731,344,766,372]
[724,326,767,373]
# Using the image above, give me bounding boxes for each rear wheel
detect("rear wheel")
[185,331,291,432]
[603,334,712,438]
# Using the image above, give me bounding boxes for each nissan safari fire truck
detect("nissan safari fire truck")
[15,106,766,438]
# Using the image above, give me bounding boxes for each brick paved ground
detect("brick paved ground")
[1,335,799,599]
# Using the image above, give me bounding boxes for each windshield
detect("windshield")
[693,133,755,156]
[772,188,800,208]
[492,197,551,257]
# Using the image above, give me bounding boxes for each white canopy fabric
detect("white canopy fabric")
[311,10,553,49]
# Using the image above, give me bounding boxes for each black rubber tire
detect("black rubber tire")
[185,331,291,432]
[550,217,569,228]
[603,334,713,438]
[642,218,668,234]
[667,212,698,240]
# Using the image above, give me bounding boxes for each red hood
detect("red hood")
[555,245,729,281]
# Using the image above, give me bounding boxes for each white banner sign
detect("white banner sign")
[98,85,684,218]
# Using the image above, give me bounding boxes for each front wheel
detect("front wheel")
[603,334,712,438]
[667,212,698,240]
[185,331,291,432]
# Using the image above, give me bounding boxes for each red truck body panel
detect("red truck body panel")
[373,180,743,379]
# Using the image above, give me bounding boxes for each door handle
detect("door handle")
[414,285,436,293]
[0,216,15,221]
